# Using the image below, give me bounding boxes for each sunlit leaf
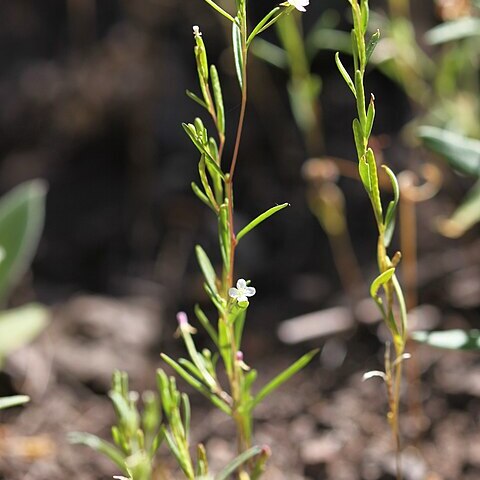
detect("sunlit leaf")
[0,303,49,363]
[439,181,480,238]
[0,395,29,410]
[382,165,400,247]
[232,20,245,89]
[249,349,318,409]
[195,245,218,295]
[425,17,480,45]
[335,52,356,98]
[412,329,480,351]
[236,203,289,242]
[370,268,395,299]
[418,126,480,178]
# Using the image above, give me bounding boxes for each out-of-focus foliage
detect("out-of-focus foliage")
[413,329,480,351]
[0,180,47,303]
[0,180,48,407]
[418,126,480,237]
[0,395,30,411]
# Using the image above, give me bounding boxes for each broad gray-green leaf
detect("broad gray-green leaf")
[0,303,49,363]
[439,181,480,238]
[0,395,29,410]
[412,329,480,351]
[425,17,480,45]
[418,126,480,178]
[0,180,47,302]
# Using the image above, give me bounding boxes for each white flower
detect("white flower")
[285,0,309,12]
[229,279,256,303]
[193,25,202,37]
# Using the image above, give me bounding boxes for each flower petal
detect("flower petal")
[245,287,256,297]
[229,287,239,298]
[237,278,247,289]
[237,295,248,303]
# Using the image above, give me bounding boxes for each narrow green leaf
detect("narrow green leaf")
[201,0,235,22]
[353,118,366,159]
[195,245,218,295]
[412,329,480,351]
[366,29,380,61]
[160,356,231,415]
[218,318,231,375]
[182,123,205,153]
[365,148,383,225]
[370,267,395,299]
[382,165,400,247]
[0,395,29,410]
[232,20,244,89]
[365,94,375,138]
[236,203,290,242]
[247,7,282,47]
[69,432,126,471]
[335,52,356,98]
[178,358,203,381]
[215,446,262,480]
[360,0,369,34]
[198,156,219,212]
[358,155,371,193]
[181,393,191,441]
[234,309,246,349]
[180,321,218,390]
[250,349,318,409]
[196,444,209,477]
[186,90,208,109]
[163,429,185,471]
[191,182,216,212]
[354,69,367,130]
[204,154,225,181]
[210,65,225,136]
[109,391,139,435]
[194,304,219,345]
[218,203,230,269]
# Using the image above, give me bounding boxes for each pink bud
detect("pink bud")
[176,311,189,326]
[261,445,272,457]
[236,351,244,362]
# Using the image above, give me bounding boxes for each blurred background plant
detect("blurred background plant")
[0,180,48,410]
